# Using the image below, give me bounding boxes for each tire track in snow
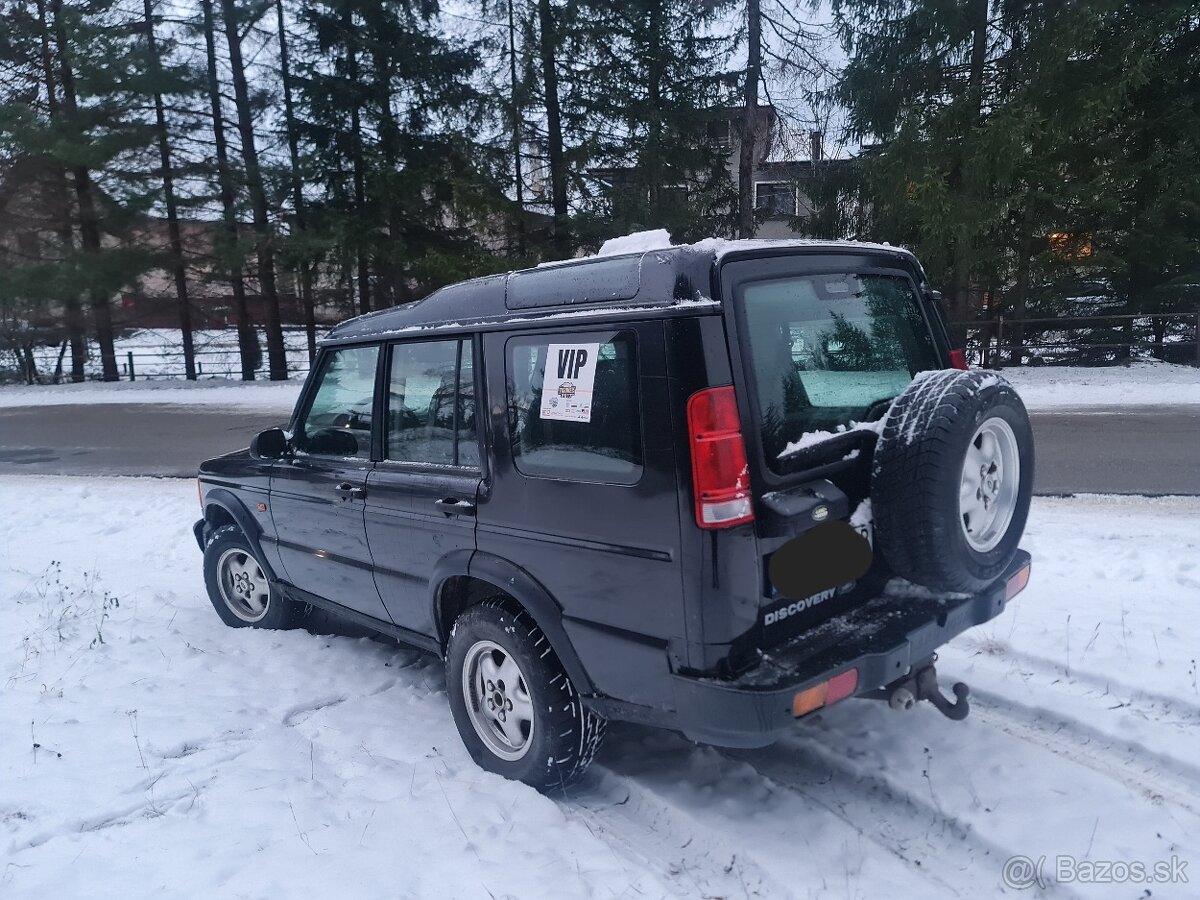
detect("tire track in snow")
[729,733,1082,900]
[970,689,1200,819]
[955,637,1200,724]
[567,770,785,899]
[593,726,977,899]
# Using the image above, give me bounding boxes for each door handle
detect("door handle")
[434,498,476,516]
[334,482,367,500]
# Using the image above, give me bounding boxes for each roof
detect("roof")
[323,238,917,345]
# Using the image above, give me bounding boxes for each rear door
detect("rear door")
[270,343,391,621]
[721,252,945,644]
[476,323,683,704]
[365,337,481,635]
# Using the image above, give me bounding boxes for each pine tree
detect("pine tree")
[220,0,288,380]
[296,0,510,306]
[834,0,1200,361]
[198,0,259,380]
[143,0,196,380]
[1,0,167,382]
[572,0,739,243]
[275,0,317,361]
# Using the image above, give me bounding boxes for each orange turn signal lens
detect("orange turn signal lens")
[1005,562,1031,601]
[793,668,860,718]
[792,683,828,717]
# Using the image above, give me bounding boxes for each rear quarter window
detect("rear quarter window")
[505,331,643,484]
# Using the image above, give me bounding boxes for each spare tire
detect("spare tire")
[871,369,1034,594]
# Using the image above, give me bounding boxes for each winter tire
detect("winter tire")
[447,599,606,791]
[871,369,1034,593]
[203,524,301,629]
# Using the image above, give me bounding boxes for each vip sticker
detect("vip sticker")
[540,343,599,422]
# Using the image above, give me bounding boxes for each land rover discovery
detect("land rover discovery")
[195,239,1034,790]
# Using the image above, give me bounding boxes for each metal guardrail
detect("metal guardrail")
[948,311,1200,368]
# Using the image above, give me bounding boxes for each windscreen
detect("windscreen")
[739,272,940,473]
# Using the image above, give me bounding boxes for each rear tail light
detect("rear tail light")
[686,386,754,529]
[792,668,859,717]
[948,349,969,370]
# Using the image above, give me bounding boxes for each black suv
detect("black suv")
[195,240,1034,790]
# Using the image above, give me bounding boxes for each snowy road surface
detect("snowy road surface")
[2,476,1198,899]
[3,402,1199,494]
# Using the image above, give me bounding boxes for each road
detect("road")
[1,402,1197,494]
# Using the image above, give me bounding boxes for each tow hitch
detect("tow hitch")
[867,658,970,721]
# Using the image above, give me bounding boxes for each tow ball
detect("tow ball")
[868,659,970,721]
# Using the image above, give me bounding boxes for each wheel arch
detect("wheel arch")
[201,487,278,582]
[431,550,596,696]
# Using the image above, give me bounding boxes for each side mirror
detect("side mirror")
[250,427,289,460]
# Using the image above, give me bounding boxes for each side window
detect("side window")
[295,345,378,459]
[386,339,478,467]
[506,331,643,484]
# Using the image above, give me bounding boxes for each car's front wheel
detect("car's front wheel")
[446,599,606,791]
[203,524,302,630]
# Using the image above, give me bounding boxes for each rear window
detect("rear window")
[739,272,939,472]
[506,331,643,484]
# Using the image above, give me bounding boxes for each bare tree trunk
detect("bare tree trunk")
[53,339,68,382]
[21,345,40,385]
[144,0,196,380]
[36,0,85,382]
[221,0,288,380]
[372,38,406,307]
[52,0,118,382]
[507,0,526,256]
[948,0,990,344]
[737,0,761,239]
[343,8,371,315]
[645,0,665,213]
[275,0,316,361]
[202,0,257,380]
[1150,316,1166,360]
[1007,221,1033,366]
[537,0,568,254]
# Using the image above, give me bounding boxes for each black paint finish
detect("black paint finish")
[195,241,1025,748]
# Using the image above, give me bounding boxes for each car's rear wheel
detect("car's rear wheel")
[446,599,606,791]
[203,524,301,629]
[871,370,1034,593]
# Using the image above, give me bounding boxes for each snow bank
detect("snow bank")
[0,377,303,411]
[3,475,1199,898]
[1001,359,1200,408]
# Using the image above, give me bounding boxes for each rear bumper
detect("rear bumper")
[670,550,1031,747]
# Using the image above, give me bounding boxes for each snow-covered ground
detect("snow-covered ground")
[0,376,304,411]
[2,476,1198,899]
[1001,359,1200,408]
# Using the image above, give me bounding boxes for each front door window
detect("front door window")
[295,346,379,459]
